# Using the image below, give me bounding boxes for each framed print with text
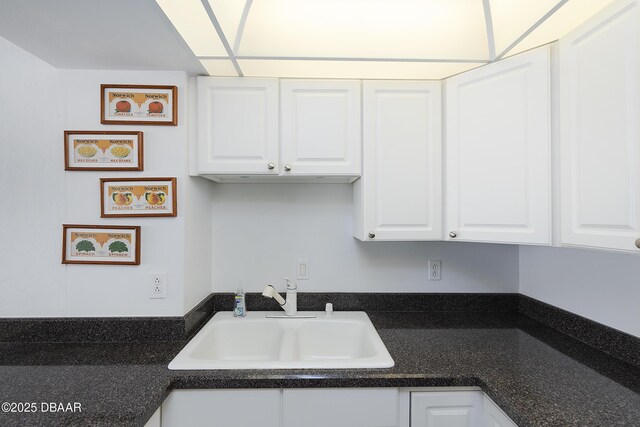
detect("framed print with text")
[100,84,177,125]
[64,130,143,171]
[100,177,177,218]
[62,225,141,265]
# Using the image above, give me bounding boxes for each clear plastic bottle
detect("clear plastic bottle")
[233,289,246,317]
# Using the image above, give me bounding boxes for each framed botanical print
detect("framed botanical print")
[62,225,141,265]
[100,84,177,125]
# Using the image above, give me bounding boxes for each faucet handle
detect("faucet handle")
[284,277,297,290]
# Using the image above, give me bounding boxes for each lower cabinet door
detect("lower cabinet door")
[161,389,280,427]
[483,395,518,427]
[411,391,483,427]
[282,388,398,427]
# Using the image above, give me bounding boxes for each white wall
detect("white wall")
[212,184,519,293]
[183,79,214,313]
[519,246,640,338]
[0,35,212,317]
[61,69,190,317]
[0,36,66,316]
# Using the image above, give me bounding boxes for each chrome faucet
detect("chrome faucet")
[262,277,297,316]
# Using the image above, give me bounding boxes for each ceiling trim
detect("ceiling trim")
[198,55,489,64]
[199,0,243,76]
[233,0,253,55]
[482,0,497,60]
[495,0,570,60]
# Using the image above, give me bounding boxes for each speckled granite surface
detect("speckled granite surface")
[519,295,640,367]
[0,294,216,343]
[0,312,638,427]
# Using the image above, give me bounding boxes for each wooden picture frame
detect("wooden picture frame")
[100,177,177,218]
[100,84,177,125]
[62,224,141,265]
[64,130,143,171]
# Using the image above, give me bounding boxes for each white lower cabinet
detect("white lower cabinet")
[483,395,518,427]
[283,388,398,427]
[410,391,517,427]
[143,407,161,427]
[161,389,280,427]
[411,391,483,427]
[159,388,517,427]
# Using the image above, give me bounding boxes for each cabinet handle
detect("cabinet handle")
[368,232,376,239]
[635,238,640,249]
[284,164,292,172]
[449,231,457,239]
[267,163,275,170]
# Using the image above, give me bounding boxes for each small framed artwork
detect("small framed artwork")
[64,130,143,171]
[62,225,141,265]
[100,177,177,218]
[100,84,177,125]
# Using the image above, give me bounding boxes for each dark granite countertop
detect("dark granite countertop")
[0,312,639,427]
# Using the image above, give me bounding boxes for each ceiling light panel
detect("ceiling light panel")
[489,0,559,56]
[237,0,490,60]
[207,0,248,51]
[504,0,616,57]
[200,59,240,76]
[155,0,227,56]
[237,59,483,79]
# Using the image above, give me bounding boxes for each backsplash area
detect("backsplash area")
[210,183,519,294]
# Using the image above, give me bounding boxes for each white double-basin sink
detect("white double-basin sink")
[169,311,394,370]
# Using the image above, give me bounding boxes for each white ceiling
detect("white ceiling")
[0,0,616,79]
[0,0,205,74]
[157,0,616,79]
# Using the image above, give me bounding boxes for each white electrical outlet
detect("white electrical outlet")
[149,272,166,299]
[297,259,309,280]
[428,260,441,281]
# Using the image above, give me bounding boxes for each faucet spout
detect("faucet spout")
[262,278,298,316]
[262,285,286,306]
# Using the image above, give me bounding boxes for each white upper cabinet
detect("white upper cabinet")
[560,0,640,253]
[354,81,442,241]
[197,77,278,175]
[280,80,361,176]
[445,46,551,245]
[196,77,361,181]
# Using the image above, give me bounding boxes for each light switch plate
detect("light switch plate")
[297,259,309,280]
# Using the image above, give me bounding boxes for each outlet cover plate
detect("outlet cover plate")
[150,272,167,299]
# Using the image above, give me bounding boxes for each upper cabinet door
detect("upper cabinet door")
[560,0,640,253]
[197,77,278,174]
[446,46,551,245]
[354,81,442,241]
[280,80,361,176]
